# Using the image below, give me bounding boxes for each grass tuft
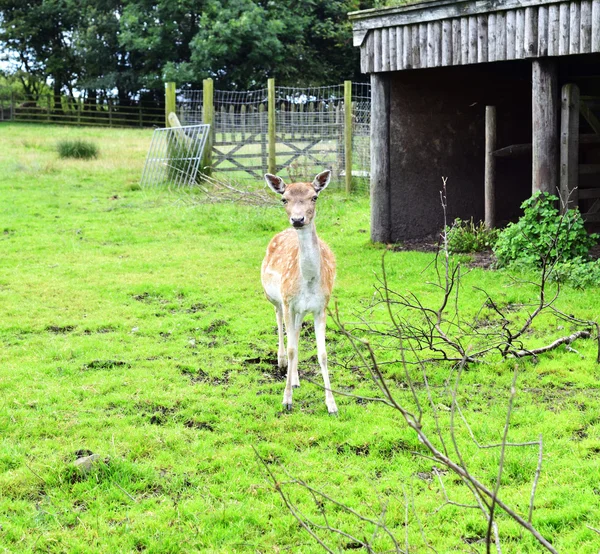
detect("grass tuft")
[56,139,99,160]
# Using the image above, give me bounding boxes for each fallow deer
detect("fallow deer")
[261,170,338,414]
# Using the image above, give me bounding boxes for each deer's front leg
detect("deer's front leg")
[275,306,287,369]
[283,309,301,410]
[314,309,338,415]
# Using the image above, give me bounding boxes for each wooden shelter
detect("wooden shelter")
[350,0,600,241]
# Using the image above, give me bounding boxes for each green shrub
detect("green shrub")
[445,217,499,253]
[493,192,597,268]
[56,139,99,160]
[548,257,600,289]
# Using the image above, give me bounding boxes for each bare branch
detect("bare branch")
[529,435,543,524]
[252,445,337,554]
[511,330,591,358]
[486,367,518,553]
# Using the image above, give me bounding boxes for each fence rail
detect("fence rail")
[0,94,164,128]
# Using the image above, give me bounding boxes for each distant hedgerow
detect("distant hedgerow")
[57,139,99,160]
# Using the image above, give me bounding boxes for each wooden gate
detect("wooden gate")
[210,101,344,181]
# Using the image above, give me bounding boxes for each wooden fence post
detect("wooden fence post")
[241,104,246,141]
[268,78,276,175]
[202,78,214,176]
[344,80,353,194]
[165,81,176,127]
[485,106,496,228]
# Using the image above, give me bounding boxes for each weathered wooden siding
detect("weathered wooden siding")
[353,0,600,73]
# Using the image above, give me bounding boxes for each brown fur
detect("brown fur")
[262,228,336,303]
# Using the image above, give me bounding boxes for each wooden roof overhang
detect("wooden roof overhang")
[349,0,600,73]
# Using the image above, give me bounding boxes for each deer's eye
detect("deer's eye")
[282,198,288,205]
[312,196,318,202]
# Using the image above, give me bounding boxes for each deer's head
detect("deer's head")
[264,170,331,229]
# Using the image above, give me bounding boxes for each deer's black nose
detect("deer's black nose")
[291,216,305,227]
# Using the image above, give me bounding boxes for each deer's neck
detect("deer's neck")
[296,223,321,283]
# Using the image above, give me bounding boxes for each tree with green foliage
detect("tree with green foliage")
[117,0,204,100]
[1,0,378,99]
[187,0,376,89]
[0,0,81,107]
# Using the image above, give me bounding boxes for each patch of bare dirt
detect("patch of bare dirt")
[388,236,440,253]
[388,237,497,269]
[467,249,496,269]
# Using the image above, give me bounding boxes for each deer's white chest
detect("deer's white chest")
[290,277,325,316]
[292,230,325,315]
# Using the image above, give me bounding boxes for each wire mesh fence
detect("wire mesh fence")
[351,82,372,187]
[177,82,371,193]
[140,124,211,188]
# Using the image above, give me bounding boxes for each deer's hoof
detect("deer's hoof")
[284,403,293,411]
[328,410,338,417]
[292,384,300,389]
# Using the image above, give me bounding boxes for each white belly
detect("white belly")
[262,269,283,307]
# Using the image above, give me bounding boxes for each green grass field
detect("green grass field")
[1,123,599,553]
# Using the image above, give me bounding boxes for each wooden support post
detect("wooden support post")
[202,78,214,176]
[560,83,580,212]
[485,106,497,228]
[344,80,353,194]
[267,78,276,175]
[165,81,176,128]
[370,73,391,243]
[532,59,559,195]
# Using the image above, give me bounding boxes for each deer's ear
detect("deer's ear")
[264,174,286,195]
[312,170,331,193]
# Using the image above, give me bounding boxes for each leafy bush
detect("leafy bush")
[445,217,499,253]
[56,139,99,160]
[548,257,600,289]
[493,192,597,268]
